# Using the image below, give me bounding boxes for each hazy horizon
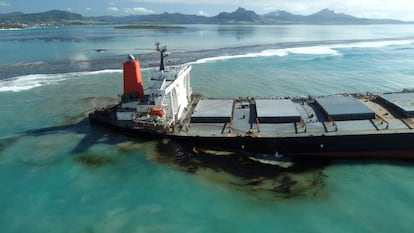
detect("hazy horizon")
[1,0,414,21]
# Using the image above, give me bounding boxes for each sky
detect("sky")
[1,0,414,21]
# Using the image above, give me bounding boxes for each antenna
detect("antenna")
[155,42,168,71]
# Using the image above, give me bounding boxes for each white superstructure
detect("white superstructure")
[115,43,192,129]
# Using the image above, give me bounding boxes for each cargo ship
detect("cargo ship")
[89,43,414,158]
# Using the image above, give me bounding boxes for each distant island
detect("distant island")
[113,25,185,30]
[0,10,96,29]
[1,7,412,29]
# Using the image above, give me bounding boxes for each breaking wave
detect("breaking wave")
[2,38,413,93]
[193,39,414,64]
[0,69,121,92]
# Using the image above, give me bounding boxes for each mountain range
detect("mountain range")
[93,7,407,25]
[0,7,410,28]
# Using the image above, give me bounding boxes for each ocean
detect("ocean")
[0,24,414,232]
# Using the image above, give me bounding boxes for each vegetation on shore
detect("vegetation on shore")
[0,10,99,29]
[0,24,25,29]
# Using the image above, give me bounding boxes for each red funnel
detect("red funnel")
[123,60,144,99]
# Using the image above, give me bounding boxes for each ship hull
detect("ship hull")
[89,112,414,158]
[173,133,414,158]
[87,46,414,159]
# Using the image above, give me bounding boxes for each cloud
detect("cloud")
[107,6,120,12]
[86,8,91,11]
[0,1,10,7]
[124,7,154,15]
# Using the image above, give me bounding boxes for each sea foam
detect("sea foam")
[0,69,121,92]
[2,39,413,92]
[192,45,341,64]
[332,39,414,49]
[193,39,414,64]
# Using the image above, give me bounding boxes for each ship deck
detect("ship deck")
[177,92,414,138]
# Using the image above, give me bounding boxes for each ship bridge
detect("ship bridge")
[115,44,192,127]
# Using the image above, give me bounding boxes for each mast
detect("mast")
[155,42,169,71]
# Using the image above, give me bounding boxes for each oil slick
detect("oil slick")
[62,96,118,125]
[192,147,236,156]
[156,141,329,199]
[247,156,294,168]
[73,153,115,167]
[1,120,328,199]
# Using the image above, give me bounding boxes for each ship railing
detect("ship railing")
[228,98,236,134]
[325,117,338,132]
[373,114,389,130]
[401,118,414,129]
[255,118,261,133]
[133,119,169,128]
[295,119,307,133]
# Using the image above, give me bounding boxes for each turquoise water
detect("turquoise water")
[1,24,414,232]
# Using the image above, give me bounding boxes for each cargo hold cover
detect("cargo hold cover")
[315,95,375,121]
[191,99,233,123]
[255,99,301,123]
[378,93,414,116]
